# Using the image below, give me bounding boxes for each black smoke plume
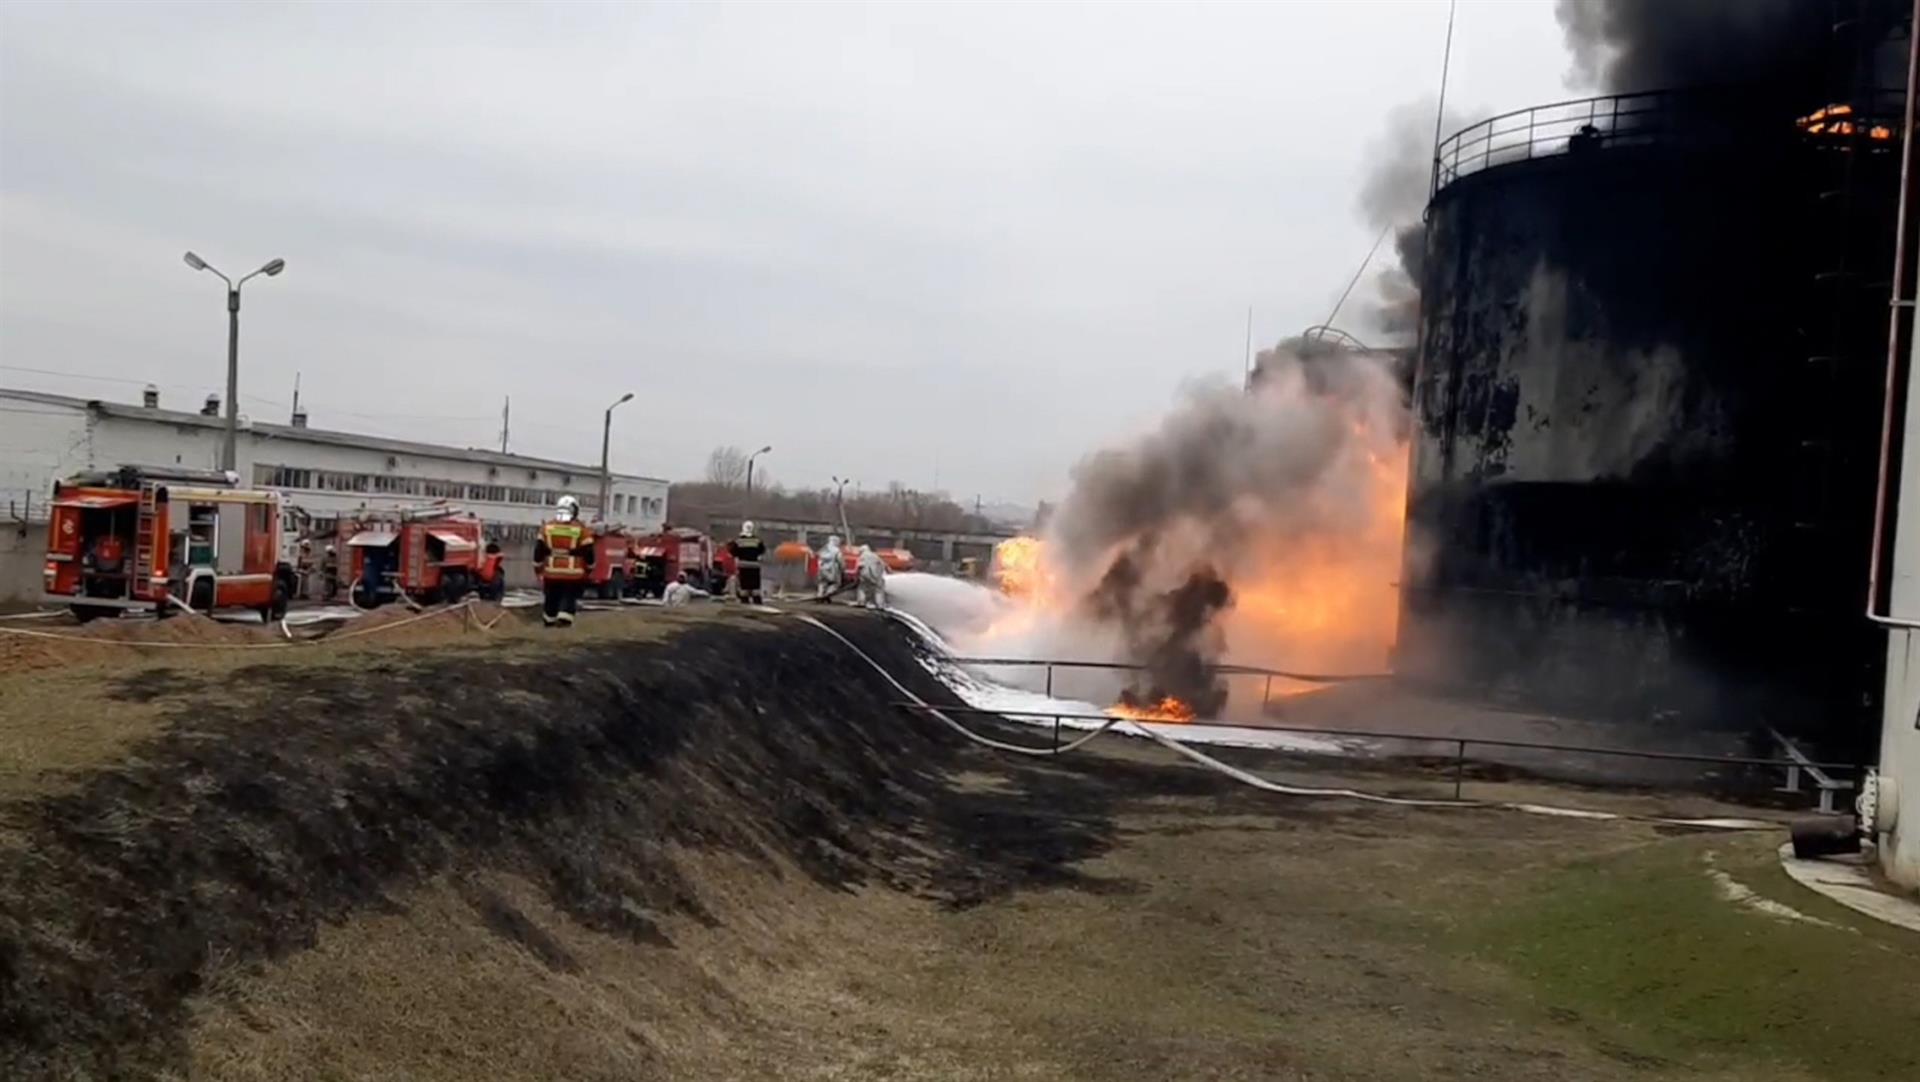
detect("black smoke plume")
[1047,344,1406,715]
[1556,0,1831,98]
[1357,98,1470,343]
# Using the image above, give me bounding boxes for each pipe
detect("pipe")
[1866,0,1920,628]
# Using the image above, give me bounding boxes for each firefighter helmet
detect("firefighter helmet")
[555,495,581,523]
[741,520,757,539]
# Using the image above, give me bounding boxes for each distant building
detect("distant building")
[0,386,668,598]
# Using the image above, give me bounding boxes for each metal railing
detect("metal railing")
[947,655,1389,707]
[1432,86,1908,195]
[895,701,1862,803]
[1435,89,1709,193]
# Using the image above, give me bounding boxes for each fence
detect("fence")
[896,701,1861,805]
[1432,86,1908,194]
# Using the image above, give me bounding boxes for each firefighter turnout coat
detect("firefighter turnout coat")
[535,520,596,582]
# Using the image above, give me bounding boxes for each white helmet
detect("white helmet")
[741,520,757,538]
[555,495,580,523]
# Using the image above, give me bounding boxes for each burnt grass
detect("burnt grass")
[0,612,1200,1081]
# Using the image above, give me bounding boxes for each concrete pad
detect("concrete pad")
[1777,843,1920,934]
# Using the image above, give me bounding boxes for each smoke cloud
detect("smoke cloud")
[1355,98,1471,343]
[1555,0,1831,98]
[1040,342,1409,712]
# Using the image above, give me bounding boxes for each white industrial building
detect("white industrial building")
[0,386,668,598]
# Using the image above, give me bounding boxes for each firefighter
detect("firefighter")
[856,545,888,609]
[321,544,340,601]
[728,520,767,605]
[295,539,315,600]
[663,571,697,607]
[478,540,505,601]
[534,495,595,626]
[816,534,844,600]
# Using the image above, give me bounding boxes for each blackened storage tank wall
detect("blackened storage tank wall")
[1399,108,1898,747]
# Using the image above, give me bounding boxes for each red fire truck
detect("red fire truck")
[630,527,720,598]
[586,528,633,600]
[42,466,297,621]
[337,506,502,607]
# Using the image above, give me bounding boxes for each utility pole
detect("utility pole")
[182,252,285,473]
[599,392,634,522]
[290,371,301,421]
[500,396,510,454]
[1243,306,1254,391]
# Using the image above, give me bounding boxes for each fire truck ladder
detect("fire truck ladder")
[132,483,160,591]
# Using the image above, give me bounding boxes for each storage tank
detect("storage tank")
[1397,86,1902,751]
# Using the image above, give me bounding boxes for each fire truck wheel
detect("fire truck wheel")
[188,577,216,613]
[69,604,114,624]
[440,569,471,604]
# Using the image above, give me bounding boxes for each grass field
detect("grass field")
[2,607,1914,1080]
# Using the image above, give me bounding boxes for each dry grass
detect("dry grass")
[0,604,758,800]
[177,739,1915,1082]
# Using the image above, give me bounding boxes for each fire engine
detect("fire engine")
[586,528,633,600]
[629,527,721,598]
[42,466,297,621]
[337,506,503,607]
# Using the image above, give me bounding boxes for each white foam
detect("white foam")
[886,601,1354,756]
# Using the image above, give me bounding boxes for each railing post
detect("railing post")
[1454,739,1467,800]
[1263,674,1273,709]
[1527,108,1536,162]
[1053,714,1060,752]
[1045,663,1054,699]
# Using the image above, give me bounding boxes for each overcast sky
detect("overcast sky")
[0,1,1571,505]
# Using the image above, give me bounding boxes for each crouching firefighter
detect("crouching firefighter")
[534,495,596,626]
[729,520,767,605]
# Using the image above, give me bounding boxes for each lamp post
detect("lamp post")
[598,392,635,523]
[831,474,853,543]
[182,252,285,473]
[745,445,772,513]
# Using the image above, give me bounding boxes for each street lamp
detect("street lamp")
[598,391,635,523]
[831,474,853,543]
[745,445,773,513]
[182,251,286,472]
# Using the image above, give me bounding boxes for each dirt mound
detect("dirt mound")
[0,612,1125,1080]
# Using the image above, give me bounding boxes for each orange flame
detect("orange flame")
[992,535,1048,599]
[970,369,1409,715]
[1108,695,1197,723]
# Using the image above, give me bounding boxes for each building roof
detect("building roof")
[0,386,669,485]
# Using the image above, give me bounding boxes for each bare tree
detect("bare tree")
[704,445,748,488]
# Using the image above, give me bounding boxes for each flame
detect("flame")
[1798,103,1897,143]
[963,377,1408,717]
[1108,695,1197,723]
[992,535,1050,599]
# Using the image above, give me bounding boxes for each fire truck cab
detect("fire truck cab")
[42,466,296,621]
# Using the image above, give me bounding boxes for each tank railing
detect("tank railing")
[1433,86,1909,194]
[892,701,1861,802]
[1434,89,1698,192]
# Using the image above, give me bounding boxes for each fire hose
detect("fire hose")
[0,597,506,651]
[792,612,1780,831]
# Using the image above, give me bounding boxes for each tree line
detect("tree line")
[668,445,1004,534]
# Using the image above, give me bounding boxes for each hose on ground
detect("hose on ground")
[793,611,1782,831]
